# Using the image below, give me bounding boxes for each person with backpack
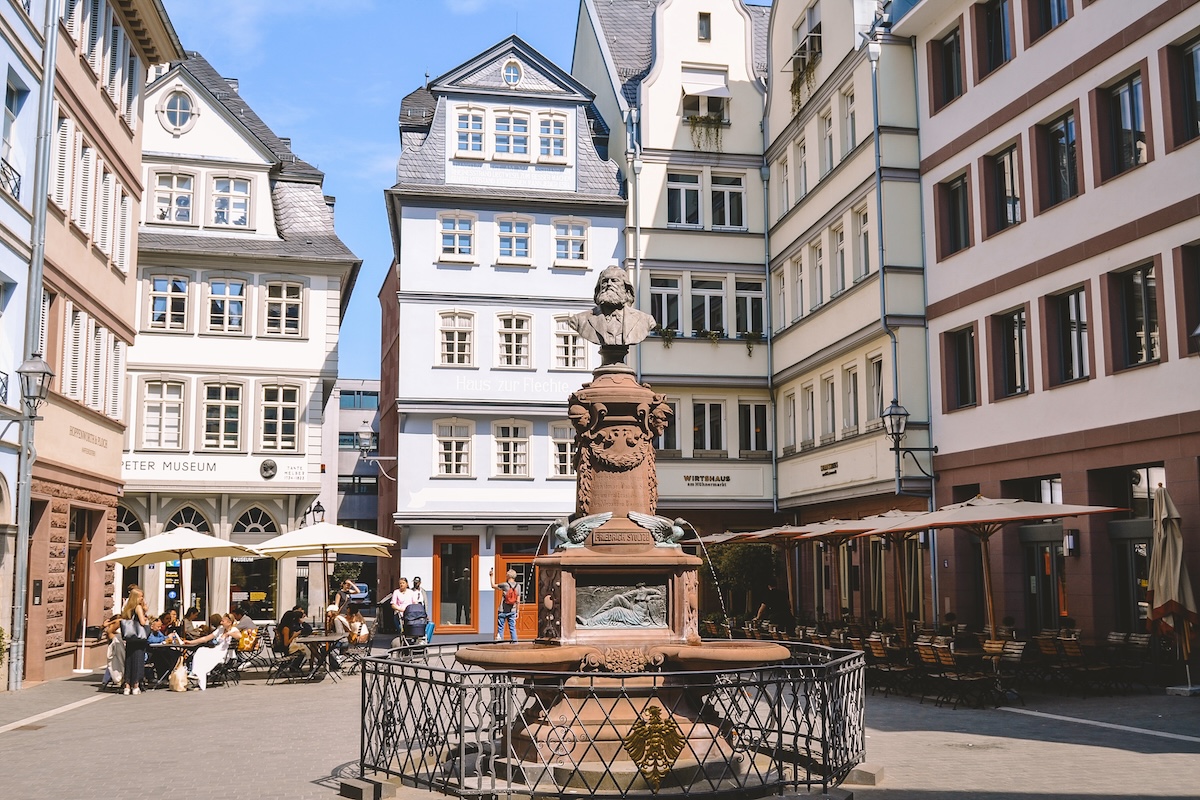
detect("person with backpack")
[489,567,520,642]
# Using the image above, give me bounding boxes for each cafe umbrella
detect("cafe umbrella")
[256,523,393,629]
[864,496,1120,641]
[1147,485,1198,688]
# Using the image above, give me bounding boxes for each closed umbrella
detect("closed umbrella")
[864,496,1119,641]
[1147,485,1198,688]
[256,523,393,628]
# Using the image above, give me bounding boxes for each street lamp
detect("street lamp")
[17,355,54,417]
[357,422,396,481]
[303,500,325,526]
[881,399,938,481]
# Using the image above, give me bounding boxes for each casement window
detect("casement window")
[985,144,1021,235]
[1115,263,1159,368]
[496,314,531,367]
[692,401,724,453]
[947,326,978,409]
[73,140,95,232]
[810,242,824,311]
[1040,110,1079,208]
[1,83,22,190]
[494,420,530,477]
[456,107,484,155]
[554,316,586,370]
[738,401,769,454]
[976,0,1012,79]
[143,380,185,449]
[51,113,72,209]
[652,400,679,453]
[439,311,473,366]
[867,356,884,422]
[698,11,712,41]
[734,280,764,335]
[1028,0,1068,43]
[801,385,816,445]
[650,276,680,331]
[931,25,965,111]
[993,307,1029,397]
[339,391,379,410]
[338,476,378,496]
[435,419,472,476]
[554,220,587,263]
[791,259,804,321]
[796,140,808,198]
[690,278,724,334]
[819,110,834,175]
[503,61,522,87]
[207,278,246,333]
[773,270,786,330]
[203,383,242,449]
[497,217,531,262]
[149,275,189,331]
[1162,37,1200,150]
[711,174,745,229]
[154,173,193,223]
[842,86,856,156]
[938,173,972,257]
[667,173,701,227]
[538,113,566,160]
[853,208,870,280]
[264,281,302,336]
[260,384,300,452]
[683,94,727,121]
[551,423,576,477]
[1048,286,1090,384]
[1096,72,1147,180]
[779,156,789,210]
[162,92,195,131]
[784,394,797,449]
[494,113,530,157]
[842,367,860,432]
[831,227,846,294]
[820,376,836,440]
[211,177,250,227]
[439,214,474,259]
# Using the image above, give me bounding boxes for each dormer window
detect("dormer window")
[503,61,522,87]
[212,177,250,227]
[156,88,199,135]
[494,113,530,159]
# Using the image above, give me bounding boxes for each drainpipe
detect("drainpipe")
[761,123,777,516]
[625,107,644,383]
[11,0,62,692]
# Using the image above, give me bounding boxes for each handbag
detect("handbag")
[169,664,189,692]
[120,617,147,641]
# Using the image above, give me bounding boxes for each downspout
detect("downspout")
[11,0,62,692]
[626,107,644,383]
[761,127,776,516]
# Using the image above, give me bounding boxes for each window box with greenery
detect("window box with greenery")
[697,328,724,343]
[652,324,677,348]
[739,330,763,355]
[685,112,726,152]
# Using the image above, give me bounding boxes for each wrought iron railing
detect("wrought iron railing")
[0,371,8,405]
[0,157,20,201]
[360,641,865,798]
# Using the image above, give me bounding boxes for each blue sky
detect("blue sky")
[160,0,771,379]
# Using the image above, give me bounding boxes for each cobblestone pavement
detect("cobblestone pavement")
[1,666,1197,800]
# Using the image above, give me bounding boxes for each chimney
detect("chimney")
[324,195,336,220]
[225,77,239,92]
[279,137,292,150]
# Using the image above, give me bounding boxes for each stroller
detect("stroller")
[388,603,432,661]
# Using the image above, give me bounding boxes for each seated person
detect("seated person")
[328,605,352,644]
[181,607,206,639]
[231,607,257,633]
[159,609,182,637]
[147,618,166,645]
[185,613,242,691]
[276,609,310,668]
[348,610,370,645]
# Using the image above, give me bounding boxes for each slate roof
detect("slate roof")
[591,0,770,105]
[149,52,325,182]
[400,87,436,133]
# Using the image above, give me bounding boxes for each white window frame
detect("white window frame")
[51,112,73,210]
[690,278,725,335]
[95,167,113,255]
[211,175,251,228]
[692,400,725,454]
[773,270,786,332]
[550,422,576,478]
[152,171,195,225]
[205,275,247,334]
[553,219,588,266]
[201,381,243,451]
[711,173,746,229]
[867,355,884,425]
[784,393,797,449]
[810,241,824,311]
[259,383,301,453]
[142,379,185,450]
[147,274,190,332]
[779,156,790,211]
[791,257,804,322]
[682,93,728,122]
[819,110,834,176]
[438,310,474,367]
[842,366,859,433]
[538,112,567,163]
[434,417,473,477]
[734,279,764,335]
[438,212,476,262]
[496,215,532,264]
[801,384,815,446]
[842,85,856,157]
[493,110,530,160]
[554,316,587,370]
[738,400,769,455]
[493,419,530,477]
[820,375,836,441]
[652,399,679,453]
[832,226,846,295]
[796,139,808,198]
[455,106,485,158]
[263,280,303,337]
[114,189,131,273]
[854,207,870,281]
[650,275,681,331]
[73,137,95,233]
[667,172,701,228]
[496,313,532,368]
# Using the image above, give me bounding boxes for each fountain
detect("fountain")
[454,266,790,792]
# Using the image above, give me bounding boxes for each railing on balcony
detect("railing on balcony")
[0,158,20,201]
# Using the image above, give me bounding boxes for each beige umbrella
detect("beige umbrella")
[257,523,393,629]
[1148,485,1198,686]
[864,496,1119,640]
[791,519,887,624]
[850,509,926,647]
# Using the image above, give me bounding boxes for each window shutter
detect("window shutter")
[87,1,105,73]
[106,25,122,100]
[107,338,125,419]
[115,190,130,272]
[124,53,140,128]
[85,318,103,409]
[38,291,50,357]
[96,168,112,254]
[60,301,80,399]
[63,0,78,39]
[73,138,93,230]
[52,114,71,209]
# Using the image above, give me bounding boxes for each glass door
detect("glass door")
[496,538,540,640]
[434,537,478,633]
[1024,542,1067,634]
[1112,539,1150,632]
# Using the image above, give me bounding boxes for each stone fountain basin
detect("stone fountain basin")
[454,640,790,673]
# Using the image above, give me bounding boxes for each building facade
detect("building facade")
[895,0,1200,637]
[763,0,930,624]
[22,0,180,682]
[118,53,360,625]
[573,0,780,548]
[379,37,626,639]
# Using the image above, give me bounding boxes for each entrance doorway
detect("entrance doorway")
[433,536,478,633]
[495,538,540,640]
[1025,542,1067,634]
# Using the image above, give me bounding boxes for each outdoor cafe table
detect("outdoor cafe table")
[149,641,201,688]
[296,634,346,682]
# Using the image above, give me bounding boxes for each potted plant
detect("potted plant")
[741,330,763,355]
[701,328,722,344]
[652,324,677,348]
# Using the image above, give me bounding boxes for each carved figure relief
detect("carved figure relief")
[575,582,667,628]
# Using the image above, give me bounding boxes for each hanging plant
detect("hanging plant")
[790,59,818,114]
[741,330,763,356]
[701,328,723,344]
[652,324,677,348]
[686,113,724,152]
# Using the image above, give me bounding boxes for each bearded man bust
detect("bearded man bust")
[569,265,656,349]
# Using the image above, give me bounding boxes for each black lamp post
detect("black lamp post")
[881,399,937,485]
[17,354,54,417]
[303,500,325,526]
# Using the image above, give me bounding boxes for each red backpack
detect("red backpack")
[503,583,519,605]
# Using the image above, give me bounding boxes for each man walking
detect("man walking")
[489,568,520,642]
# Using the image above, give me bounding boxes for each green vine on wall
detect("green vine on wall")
[686,114,724,152]
[790,59,818,114]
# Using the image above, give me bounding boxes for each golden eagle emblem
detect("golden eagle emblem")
[622,706,684,790]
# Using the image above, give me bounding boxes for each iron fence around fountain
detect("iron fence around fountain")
[360,641,865,799]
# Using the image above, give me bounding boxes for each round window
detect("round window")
[503,61,522,87]
[158,89,199,134]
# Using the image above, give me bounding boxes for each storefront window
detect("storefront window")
[1113,540,1150,633]
[230,557,277,621]
[435,538,476,628]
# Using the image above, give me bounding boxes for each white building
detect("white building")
[119,53,360,622]
[379,36,626,639]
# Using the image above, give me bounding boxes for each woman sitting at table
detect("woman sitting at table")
[185,613,241,690]
[159,609,182,637]
[277,608,310,670]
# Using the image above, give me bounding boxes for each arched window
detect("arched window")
[116,506,142,535]
[166,506,210,532]
[233,508,278,534]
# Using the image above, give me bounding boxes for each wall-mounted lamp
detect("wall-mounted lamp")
[302,500,325,526]
[358,422,397,481]
[1063,529,1079,557]
[878,537,890,551]
[882,401,939,483]
[917,530,930,550]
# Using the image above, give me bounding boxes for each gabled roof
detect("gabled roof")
[148,52,324,182]
[430,35,597,103]
[590,0,770,105]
